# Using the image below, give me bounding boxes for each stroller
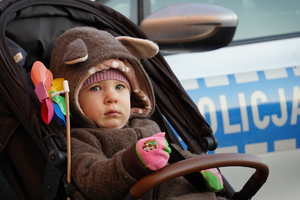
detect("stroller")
[0,0,269,199]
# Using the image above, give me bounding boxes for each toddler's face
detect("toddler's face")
[78,79,131,129]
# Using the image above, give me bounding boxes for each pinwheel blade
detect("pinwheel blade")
[51,78,65,92]
[53,103,66,127]
[41,98,54,124]
[35,81,49,102]
[31,61,53,91]
[51,91,67,116]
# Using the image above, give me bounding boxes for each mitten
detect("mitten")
[135,132,171,171]
[201,168,224,192]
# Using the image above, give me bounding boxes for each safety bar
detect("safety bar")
[127,153,269,199]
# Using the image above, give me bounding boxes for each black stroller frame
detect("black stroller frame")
[0,0,269,199]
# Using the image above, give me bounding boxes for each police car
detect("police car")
[103,1,300,199]
[105,0,300,155]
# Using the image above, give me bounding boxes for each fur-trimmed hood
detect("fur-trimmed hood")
[49,27,158,128]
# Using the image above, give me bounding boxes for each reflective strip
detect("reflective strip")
[204,75,229,87]
[234,71,259,84]
[293,66,300,76]
[245,142,268,154]
[274,138,296,151]
[180,79,199,90]
[214,146,238,154]
[264,68,288,80]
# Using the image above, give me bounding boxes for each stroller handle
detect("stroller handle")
[128,153,269,199]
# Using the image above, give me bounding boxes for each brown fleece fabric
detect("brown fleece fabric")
[71,118,225,200]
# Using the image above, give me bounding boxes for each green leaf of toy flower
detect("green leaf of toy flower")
[50,90,66,115]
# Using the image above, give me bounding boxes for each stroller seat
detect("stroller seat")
[0,0,269,199]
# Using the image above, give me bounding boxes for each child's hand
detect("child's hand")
[200,168,224,192]
[135,132,171,171]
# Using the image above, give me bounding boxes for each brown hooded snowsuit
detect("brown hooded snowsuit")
[49,27,225,200]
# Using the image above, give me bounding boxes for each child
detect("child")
[49,27,224,200]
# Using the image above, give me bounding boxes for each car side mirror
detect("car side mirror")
[140,3,238,53]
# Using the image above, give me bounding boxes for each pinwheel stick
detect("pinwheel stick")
[63,81,71,189]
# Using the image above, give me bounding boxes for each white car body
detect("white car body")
[164,36,300,200]
[165,36,300,155]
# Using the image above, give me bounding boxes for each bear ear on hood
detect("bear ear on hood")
[116,36,159,59]
[63,39,88,65]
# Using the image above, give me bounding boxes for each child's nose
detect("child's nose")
[104,90,118,104]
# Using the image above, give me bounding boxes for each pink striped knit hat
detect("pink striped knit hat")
[80,69,130,92]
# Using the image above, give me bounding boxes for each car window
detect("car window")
[104,0,138,24]
[104,0,300,43]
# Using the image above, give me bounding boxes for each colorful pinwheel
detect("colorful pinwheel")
[31,61,72,186]
[31,61,69,126]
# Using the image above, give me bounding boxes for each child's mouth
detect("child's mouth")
[105,110,120,115]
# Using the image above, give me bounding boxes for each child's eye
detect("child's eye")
[115,84,124,90]
[90,86,101,91]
